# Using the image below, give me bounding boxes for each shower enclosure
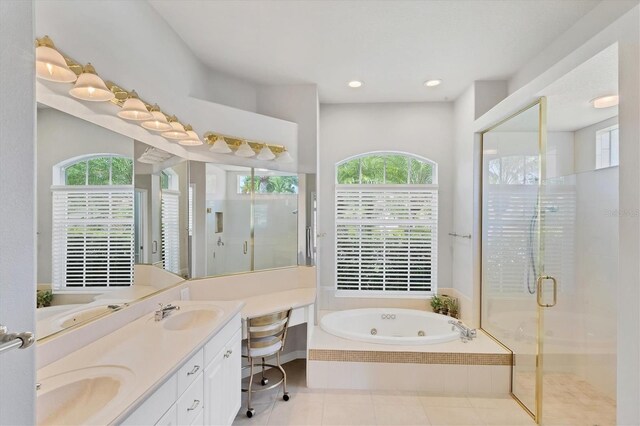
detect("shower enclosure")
[481,97,618,424]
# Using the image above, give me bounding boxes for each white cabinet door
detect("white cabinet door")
[223,331,242,425]
[203,349,225,426]
[156,404,178,426]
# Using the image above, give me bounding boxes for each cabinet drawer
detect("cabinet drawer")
[178,349,204,396]
[204,314,241,366]
[155,404,177,426]
[177,373,204,426]
[190,408,204,426]
[122,375,178,426]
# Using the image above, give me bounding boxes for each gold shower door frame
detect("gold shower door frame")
[479,97,547,424]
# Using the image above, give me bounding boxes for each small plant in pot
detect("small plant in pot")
[439,296,450,316]
[430,296,442,314]
[446,298,459,319]
[37,289,53,308]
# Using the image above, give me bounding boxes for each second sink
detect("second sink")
[162,307,223,331]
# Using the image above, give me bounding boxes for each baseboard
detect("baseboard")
[241,350,306,379]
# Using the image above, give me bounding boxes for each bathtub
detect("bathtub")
[320,308,460,345]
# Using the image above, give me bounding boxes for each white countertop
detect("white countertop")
[240,287,316,318]
[36,300,244,425]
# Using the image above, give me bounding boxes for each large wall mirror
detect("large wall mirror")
[36,106,309,340]
[36,106,187,340]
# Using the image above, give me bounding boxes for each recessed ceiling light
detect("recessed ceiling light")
[348,80,363,88]
[590,95,619,109]
[424,79,442,87]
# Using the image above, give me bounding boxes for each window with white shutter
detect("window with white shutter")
[335,153,438,297]
[52,155,134,292]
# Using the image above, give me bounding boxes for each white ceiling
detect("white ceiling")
[149,0,600,103]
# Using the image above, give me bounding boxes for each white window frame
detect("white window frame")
[334,153,438,298]
[595,124,619,169]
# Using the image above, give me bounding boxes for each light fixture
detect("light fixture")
[257,144,276,161]
[348,80,363,88]
[209,135,232,154]
[68,63,115,102]
[235,141,256,158]
[591,95,619,109]
[162,116,189,140]
[137,147,173,164]
[276,149,294,163]
[141,105,172,132]
[35,36,77,83]
[117,90,153,121]
[179,125,203,146]
[424,79,442,87]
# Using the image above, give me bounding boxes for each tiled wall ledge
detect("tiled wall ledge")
[308,349,512,366]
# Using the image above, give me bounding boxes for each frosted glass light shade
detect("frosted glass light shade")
[209,137,232,153]
[257,145,276,161]
[591,95,619,109]
[36,46,77,83]
[179,130,203,146]
[235,141,256,158]
[276,150,294,163]
[141,111,172,132]
[117,96,152,121]
[69,67,114,102]
[162,121,189,140]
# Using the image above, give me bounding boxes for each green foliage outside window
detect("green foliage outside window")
[238,175,299,194]
[336,154,434,184]
[64,156,133,186]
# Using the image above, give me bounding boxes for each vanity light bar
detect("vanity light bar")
[203,132,287,155]
[34,36,291,161]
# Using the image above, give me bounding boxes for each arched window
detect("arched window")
[52,154,134,292]
[335,152,438,296]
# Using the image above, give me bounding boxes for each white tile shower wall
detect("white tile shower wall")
[318,102,454,311]
[307,361,510,395]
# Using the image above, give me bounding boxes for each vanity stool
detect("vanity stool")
[241,308,292,418]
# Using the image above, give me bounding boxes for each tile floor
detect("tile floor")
[233,360,539,426]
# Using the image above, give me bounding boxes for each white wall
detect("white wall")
[257,85,319,173]
[36,108,134,284]
[0,1,36,424]
[318,102,454,311]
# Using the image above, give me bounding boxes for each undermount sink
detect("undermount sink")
[37,366,133,425]
[162,308,223,331]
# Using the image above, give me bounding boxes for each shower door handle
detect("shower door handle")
[536,276,557,308]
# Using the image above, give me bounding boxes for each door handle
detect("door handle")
[306,226,312,258]
[243,241,248,255]
[536,275,557,308]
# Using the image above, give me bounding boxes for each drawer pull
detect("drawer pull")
[223,349,232,358]
[187,365,200,376]
[187,399,200,412]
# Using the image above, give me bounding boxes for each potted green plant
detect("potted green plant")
[430,295,442,314]
[439,296,450,316]
[37,289,53,308]
[446,298,459,319]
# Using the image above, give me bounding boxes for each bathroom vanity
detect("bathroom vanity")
[36,301,244,426]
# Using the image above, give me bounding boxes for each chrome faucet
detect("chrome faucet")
[155,303,180,321]
[449,320,477,342]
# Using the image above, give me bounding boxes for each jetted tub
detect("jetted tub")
[320,308,460,345]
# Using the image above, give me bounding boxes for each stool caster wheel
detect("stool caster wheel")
[247,409,255,418]
[261,378,269,386]
[283,392,290,401]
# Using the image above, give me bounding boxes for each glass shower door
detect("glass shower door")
[539,170,618,425]
[481,101,543,417]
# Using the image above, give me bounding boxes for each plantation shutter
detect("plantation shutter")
[52,187,134,292]
[162,190,180,274]
[335,186,438,294]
